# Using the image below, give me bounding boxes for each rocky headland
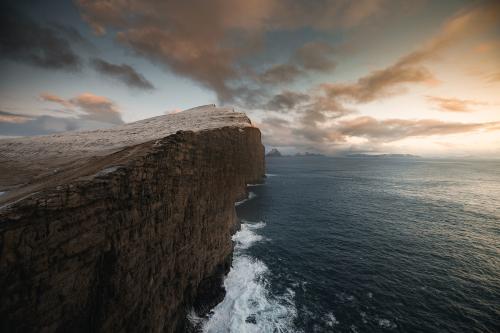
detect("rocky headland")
[0,105,265,332]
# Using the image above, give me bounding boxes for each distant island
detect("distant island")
[266,148,283,157]
[294,152,325,157]
[346,153,421,158]
[265,149,419,159]
[266,148,325,157]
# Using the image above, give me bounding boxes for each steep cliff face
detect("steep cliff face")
[0,106,265,332]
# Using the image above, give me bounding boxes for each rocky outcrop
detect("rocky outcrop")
[265,148,282,157]
[0,105,265,332]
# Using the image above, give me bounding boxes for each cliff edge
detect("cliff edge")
[0,105,265,332]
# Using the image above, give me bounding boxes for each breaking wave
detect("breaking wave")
[235,192,257,206]
[201,221,299,333]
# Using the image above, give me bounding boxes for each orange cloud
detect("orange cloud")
[76,0,389,101]
[321,65,435,103]
[336,117,497,141]
[426,96,487,112]
[40,92,123,124]
[39,93,73,108]
[317,2,500,105]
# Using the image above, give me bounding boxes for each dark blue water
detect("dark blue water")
[204,157,500,333]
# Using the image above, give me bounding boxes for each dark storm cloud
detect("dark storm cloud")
[0,3,84,71]
[91,58,155,90]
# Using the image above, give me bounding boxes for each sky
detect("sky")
[0,0,499,157]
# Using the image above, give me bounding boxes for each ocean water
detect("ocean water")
[202,157,500,332]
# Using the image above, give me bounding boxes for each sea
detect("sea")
[200,157,500,332]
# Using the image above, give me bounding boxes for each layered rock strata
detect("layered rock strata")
[0,105,265,332]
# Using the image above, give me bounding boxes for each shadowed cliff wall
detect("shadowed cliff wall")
[0,126,265,332]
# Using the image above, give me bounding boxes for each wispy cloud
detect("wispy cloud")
[0,110,33,124]
[40,92,124,124]
[426,96,487,112]
[91,58,155,90]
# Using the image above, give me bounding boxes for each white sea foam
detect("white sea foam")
[377,318,397,329]
[247,183,264,187]
[233,222,266,250]
[235,192,257,206]
[265,173,278,177]
[201,221,299,333]
[324,312,339,327]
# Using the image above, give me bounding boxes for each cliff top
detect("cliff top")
[0,105,253,203]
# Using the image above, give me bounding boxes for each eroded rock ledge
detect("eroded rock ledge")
[0,105,265,332]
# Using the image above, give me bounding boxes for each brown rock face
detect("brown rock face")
[0,106,265,332]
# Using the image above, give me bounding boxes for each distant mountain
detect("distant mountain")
[346,153,420,158]
[295,152,325,157]
[266,148,282,157]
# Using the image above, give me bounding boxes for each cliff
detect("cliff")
[0,105,265,332]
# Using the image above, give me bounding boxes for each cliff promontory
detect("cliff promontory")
[0,105,265,332]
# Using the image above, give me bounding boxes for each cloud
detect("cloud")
[0,114,80,136]
[0,109,117,137]
[319,2,500,104]
[75,0,388,101]
[261,113,499,151]
[40,92,124,124]
[258,64,302,84]
[91,58,155,90]
[269,0,386,30]
[487,72,500,82]
[0,2,84,70]
[39,93,73,108]
[322,65,435,103]
[257,41,337,86]
[0,94,123,137]
[264,91,310,111]
[294,41,336,71]
[426,96,487,112]
[398,1,500,66]
[0,110,33,124]
[254,2,500,155]
[336,117,498,141]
